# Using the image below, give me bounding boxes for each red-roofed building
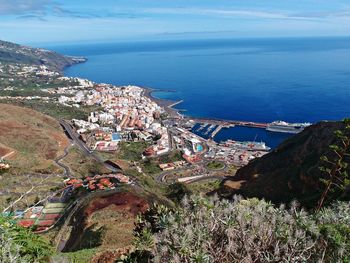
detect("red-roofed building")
[65,178,83,186]
[37,220,56,227]
[88,184,96,191]
[99,178,113,187]
[96,183,105,190]
[18,220,35,228]
[183,154,201,164]
[43,214,60,220]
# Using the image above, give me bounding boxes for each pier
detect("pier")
[187,117,268,129]
[210,125,223,139]
[168,100,184,108]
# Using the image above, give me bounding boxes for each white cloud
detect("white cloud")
[0,0,51,15]
[142,7,350,21]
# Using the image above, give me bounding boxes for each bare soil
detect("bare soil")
[62,191,149,262]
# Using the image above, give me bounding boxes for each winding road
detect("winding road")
[59,119,122,173]
[54,144,72,178]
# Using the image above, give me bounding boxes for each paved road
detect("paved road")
[186,175,228,184]
[156,160,227,184]
[54,144,72,177]
[155,165,192,183]
[59,119,122,173]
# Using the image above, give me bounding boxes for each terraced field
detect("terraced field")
[0,104,69,210]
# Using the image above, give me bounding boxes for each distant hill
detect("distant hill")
[220,121,350,207]
[0,40,85,72]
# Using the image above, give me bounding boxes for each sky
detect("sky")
[1,0,350,45]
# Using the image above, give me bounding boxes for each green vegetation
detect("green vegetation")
[52,249,97,263]
[157,151,183,163]
[0,88,59,98]
[62,147,106,178]
[187,180,221,194]
[206,160,225,170]
[141,159,162,175]
[125,196,350,263]
[317,118,350,211]
[117,142,150,162]
[166,182,192,204]
[0,39,82,72]
[0,216,53,262]
[125,169,162,191]
[0,99,100,120]
[141,151,184,176]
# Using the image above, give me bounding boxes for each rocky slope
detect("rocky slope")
[220,121,350,207]
[0,40,85,72]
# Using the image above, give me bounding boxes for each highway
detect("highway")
[59,119,123,173]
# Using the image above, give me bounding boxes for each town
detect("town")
[0,62,294,232]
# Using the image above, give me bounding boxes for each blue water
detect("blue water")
[196,144,204,152]
[49,37,350,148]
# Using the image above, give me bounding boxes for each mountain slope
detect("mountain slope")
[0,103,68,171]
[220,121,350,207]
[0,40,85,72]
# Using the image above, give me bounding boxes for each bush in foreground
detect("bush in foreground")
[0,216,53,262]
[125,196,350,263]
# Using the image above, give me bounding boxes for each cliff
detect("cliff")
[220,121,350,207]
[0,40,86,72]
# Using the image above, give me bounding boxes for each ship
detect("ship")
[220,140,271,151]
[266,121,311,134]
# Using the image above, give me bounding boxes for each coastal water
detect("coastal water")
[49,37,350,148]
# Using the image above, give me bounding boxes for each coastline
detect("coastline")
[61,55,298,148]
[142,87,184,119]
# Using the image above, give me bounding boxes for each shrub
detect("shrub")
[0,216,53,262]
[129,196,350,263]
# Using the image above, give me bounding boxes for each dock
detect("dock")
[197,123,208,132]
[209,124,235,139]
[187,117,268,129]
[210,125,223,139]
[168,100,184,108]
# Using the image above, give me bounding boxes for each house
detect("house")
[159,163,175,171]
[18,220,35,228]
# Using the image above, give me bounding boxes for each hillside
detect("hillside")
[0,103,68,171]
[0,40,85,72]
[220,121,350,207]
[0,103,70,209]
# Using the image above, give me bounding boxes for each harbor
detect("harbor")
[186,115,311,138]
[187,117,268,129]
[143,87,311,148]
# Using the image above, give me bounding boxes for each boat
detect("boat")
[220,140,271,151]
[266,121,311,134]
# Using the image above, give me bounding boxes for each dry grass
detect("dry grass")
[61,147,108,178]
[0,103,68,172]
[223,180,246,190]
[0,104,69,210]
[0,143,15,159]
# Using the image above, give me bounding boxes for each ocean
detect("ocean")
[49,37,350,148]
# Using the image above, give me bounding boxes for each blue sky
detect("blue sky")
[1,0,350,45]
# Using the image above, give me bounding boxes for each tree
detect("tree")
[317,118,350,211]
[166,182,192,204]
